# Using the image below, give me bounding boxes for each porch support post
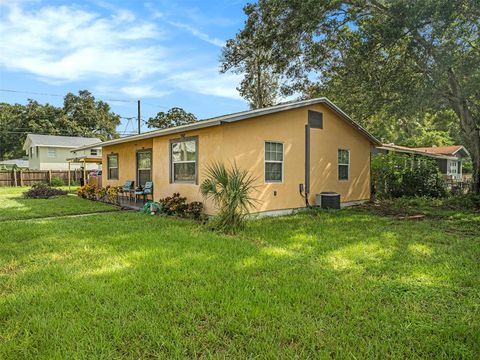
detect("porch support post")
[68,161,71,190]
[83,159,86,186]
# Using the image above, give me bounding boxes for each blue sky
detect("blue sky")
[0,0,250,135]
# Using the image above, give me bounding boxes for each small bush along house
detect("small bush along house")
[75,98,381,215]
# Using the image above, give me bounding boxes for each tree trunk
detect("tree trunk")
[447,69,480,194]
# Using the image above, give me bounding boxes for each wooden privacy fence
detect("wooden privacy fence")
[0,170,82,187]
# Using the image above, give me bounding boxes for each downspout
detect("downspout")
[303,111,324,208]
[305,124,310,207]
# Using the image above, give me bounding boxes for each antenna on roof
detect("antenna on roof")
[137,100,141,134]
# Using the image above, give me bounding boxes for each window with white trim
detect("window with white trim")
[47,147,56,158]
[91,149,99,156]
[171,138,197,183]
[448,160,458,175]
[107,154,118,180]
[338,149,350,181]
[265,141,283,182]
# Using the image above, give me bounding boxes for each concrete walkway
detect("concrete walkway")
[1,209,127,223]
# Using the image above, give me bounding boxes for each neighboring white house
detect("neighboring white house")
[23,134,102,170]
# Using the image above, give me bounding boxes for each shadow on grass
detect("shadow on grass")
[1,209,479,358]
[0,194,118,221]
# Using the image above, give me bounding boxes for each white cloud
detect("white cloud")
[168,21,225,47]
[169,68,242,99]
[119,85,171,98]
[0,3,168,82]
[0,1,241,101]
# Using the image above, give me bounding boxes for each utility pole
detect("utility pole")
[137,99,141,134]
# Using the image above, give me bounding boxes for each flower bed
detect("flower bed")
[77,185,204,220]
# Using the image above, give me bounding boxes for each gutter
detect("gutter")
[73,97,381,152]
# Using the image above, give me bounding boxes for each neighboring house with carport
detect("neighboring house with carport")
[23,134,102,170]
[74,97,381,215]
[375,143,470,180]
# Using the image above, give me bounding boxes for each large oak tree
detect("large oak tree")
[222,0,480,192]
[0,90,120,160]
[146,107,197,129]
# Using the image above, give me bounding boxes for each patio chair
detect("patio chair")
[135,181,153,203]
[119,180,134,201]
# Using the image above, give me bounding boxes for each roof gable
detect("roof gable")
[73,97,380,151]
[413,145,469,157]
[23,134,101,150]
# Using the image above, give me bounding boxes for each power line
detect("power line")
[141,101,169,110]
[121,118,132,135]
[1,89,170,110]
[0,89,63,98]
[0,88,137,103]
[0,130,138,137]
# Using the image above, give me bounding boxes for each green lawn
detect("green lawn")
[0,189,479,358]
[0,187,118,221]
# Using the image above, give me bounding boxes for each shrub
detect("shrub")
[185,201,204,220]
[444,194,480,210]
[200,162,257,234]
[50,177,65,187]
[95,187,107,201]
[77,184,96,200]
[372,152,446,199]
[159,193,188,216]
[24,183,67,199]
[106,186,121,205]
[77,185,121,205]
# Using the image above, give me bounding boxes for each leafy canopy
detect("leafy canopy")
[222,0,480,192]
[146,107,197,129]
[0,90,120,160]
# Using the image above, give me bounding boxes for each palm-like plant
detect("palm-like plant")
[200,162,257,234]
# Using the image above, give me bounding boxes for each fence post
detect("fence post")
[19,170,23,187]
[47,170,52,185]
[12,169,17,187]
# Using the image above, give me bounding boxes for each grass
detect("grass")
[367,195,480,218]
[0,186,118,221]
[0,188,479,358]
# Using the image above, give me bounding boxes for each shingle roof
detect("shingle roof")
[381,144,416,152]
[73,97,381,151]
[24,134,101,150]
[377,143,468,160]
[0,158,29,167]
[413,145,464,155]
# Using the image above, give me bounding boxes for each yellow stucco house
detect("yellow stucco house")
[75,98,380,215]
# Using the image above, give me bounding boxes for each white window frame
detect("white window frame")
[91,149,99,156]
[170,137,198,184]
[338,149,350,181]
[47,147,57,158]
[264,141,284,183]
[107,154,119,180]
[448,160,458,176]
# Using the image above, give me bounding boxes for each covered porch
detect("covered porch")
[66,155,102,189]
[117,196,152,210]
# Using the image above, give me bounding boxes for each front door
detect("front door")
[136,150,152,187]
